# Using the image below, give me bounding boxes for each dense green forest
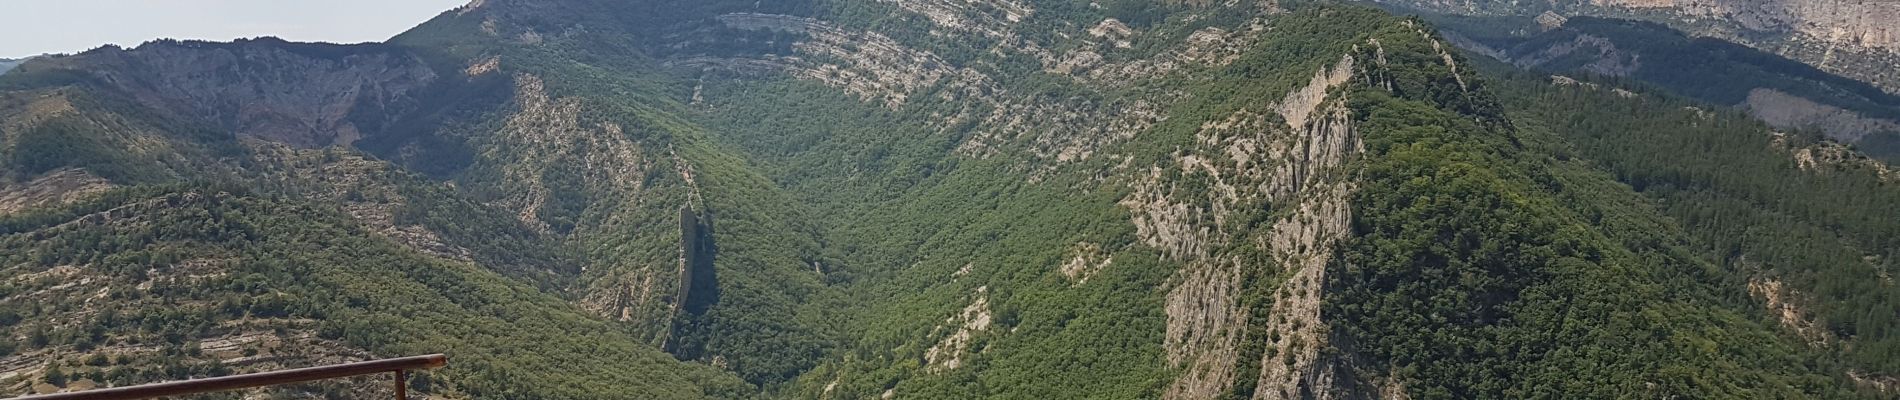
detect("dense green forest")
[1330,50,1866,399]
[1484,66,1900,377]
[1386,6,1900,161]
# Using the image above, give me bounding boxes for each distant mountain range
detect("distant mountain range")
[1366,0,1900,95]
[0,58,25,75]
[1388,9,1900,162]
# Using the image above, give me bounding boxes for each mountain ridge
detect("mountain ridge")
[1398,11,1900,161]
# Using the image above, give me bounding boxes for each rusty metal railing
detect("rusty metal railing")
[8,354,447,400]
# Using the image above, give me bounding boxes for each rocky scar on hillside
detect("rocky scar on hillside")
[1746,88,1900,143]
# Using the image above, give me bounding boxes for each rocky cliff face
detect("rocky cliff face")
[1374,0,1900,93]
[1142,55,1364,400]
[21,39,436,148]
[1746,88,1900,142]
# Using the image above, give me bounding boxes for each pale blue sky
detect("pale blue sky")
[0,0,471,58]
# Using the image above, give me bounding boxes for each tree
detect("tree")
[45,363,67,387]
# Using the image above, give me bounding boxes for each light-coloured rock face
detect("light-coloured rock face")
[702,10,1265,173]
[925,286,994,371]
[703,13,1164,177]
[1250,106,1359,400]
[36,40,436,148]
[1140,55,1364,400]
[1060,242,1115,283]
[1162,257,1248,400]
[1089,19,1137,49]
[715,13,997,109]
[1551,74,1634,97]
[878,0,1034,38]
[1045,18,1266,86]
[1551,75,1598,88]
[1745,88,1900,143]
[1122,164,1218,261]
[1849,370,1900,394]
[466,56,502,77]
[1535,11,1571,30]
[1748,277,1830,344]
[1278,56,1358,140]
[1770,130,1899,181]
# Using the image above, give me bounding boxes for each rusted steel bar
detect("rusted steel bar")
[9,354,446,400]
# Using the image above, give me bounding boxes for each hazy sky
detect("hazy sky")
[1,0,471,58]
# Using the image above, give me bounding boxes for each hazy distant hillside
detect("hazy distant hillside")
[0,58,23,75]
[1394,10,1900,161]
[1,0,1896,398]
[1364,0,1900,94]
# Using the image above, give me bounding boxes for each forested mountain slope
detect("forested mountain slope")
[1481,63,1900,394]
[1360,0,1900,95]
[0,0,1895,399]
[0,185,748,398]
[1380,9,1900,163]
